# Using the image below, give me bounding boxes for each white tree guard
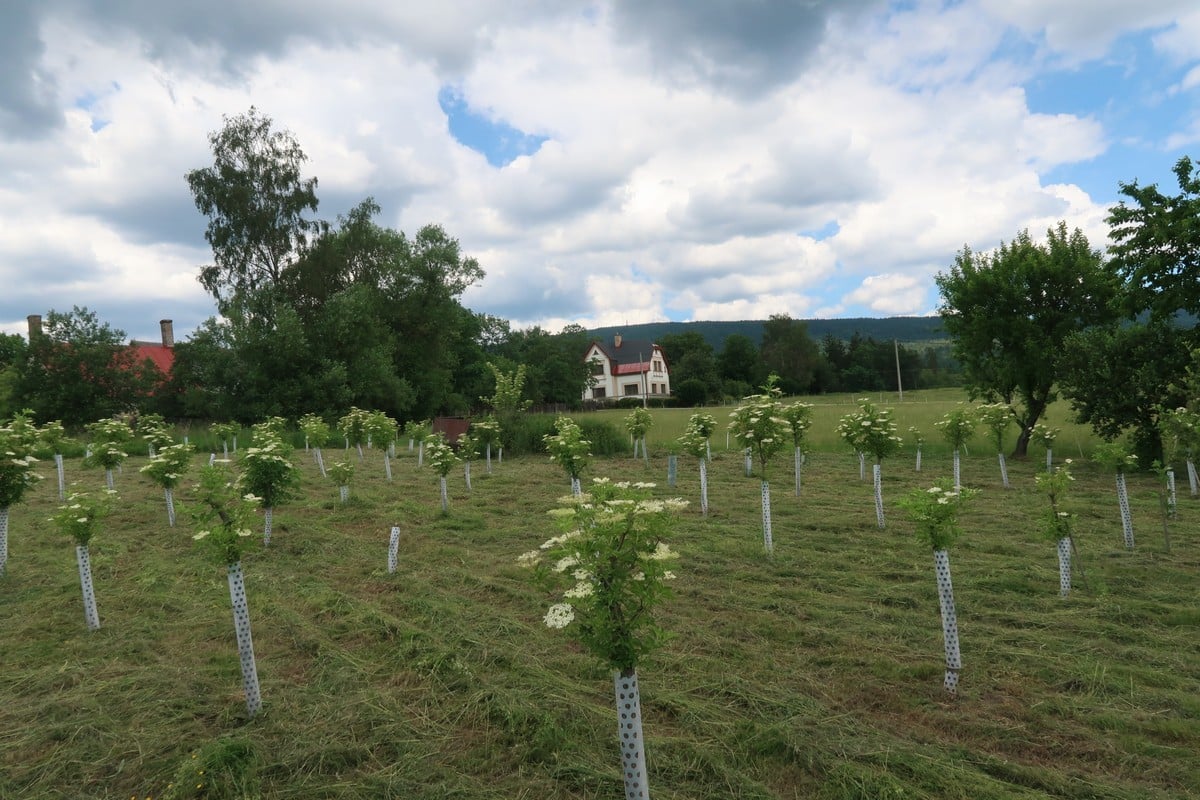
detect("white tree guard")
[339,485,349,503]
[76,545,100,631]
[1188,459,1198,497]
[1166,469,1176,517]
[389,441,396,458]
[699,459,709,517]
[387,526,401,574]
[915,446,922,473]
[227,561,262,717]
[761,481,773,555]
[184,435,189,446]
[408,438,414,451]
[706,440,711,462]
[148,444,155,458]
[75,544,100,626]
[953,449,961,490]
[1056,537,1071,597]
[615,669,650,800]
[571,477,582,497]
[85,445,92,459]
[233,435,238,454]
[105,469,114,491]
[486,443,492,473]
[222,441,229,459]
[0,507,8,576]
[794,448,802,496]
[356,443,365,462]
[208,452,216,466]
[667,455,677,487]
[1116,472,1134,549]
[933,549,961,695]
[315,448,327,478]
[465,462,472,492]
[498,446,503,463]
[873,464,885,529]
[165,488,176,528]
[998,453,1009,489]
[418,441,424,467]
[642,437,649,465]
[1046,448,1053,472]
[304,435,309,452]
[725,430,730,450]
[263,507,273,546]
[858,451,865,480]
[439,476,449,512]
[384,453,393,481]
[632,437,640,459]
[744,449,752,477]
[55,454,65,500]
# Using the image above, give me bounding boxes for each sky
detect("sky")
[1,0,1198,345]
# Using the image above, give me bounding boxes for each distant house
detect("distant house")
[582,334,671,402]
[27,314,176,377]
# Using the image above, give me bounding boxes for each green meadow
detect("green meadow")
[1,400,1197,799]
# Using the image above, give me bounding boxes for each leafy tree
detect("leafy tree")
[936,222,1118,456]
[717,334,764,389]
[0,333,27,418]
[16,307,161,426]
[1107,156,1200,326]
[759,314,821,395]
[1058,320,1192,464]
[186,107,321,317]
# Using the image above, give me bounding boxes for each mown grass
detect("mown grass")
[1,431,1197,799]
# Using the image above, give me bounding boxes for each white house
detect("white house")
[582,334,671,401]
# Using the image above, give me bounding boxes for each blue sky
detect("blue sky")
[0,0,1197,343]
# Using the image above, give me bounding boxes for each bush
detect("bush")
[577,419,625,456]
[505,415,558,455]
[674,379,709,407]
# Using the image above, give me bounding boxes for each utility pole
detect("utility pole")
[639,351,648,408]
[894,339,904,402]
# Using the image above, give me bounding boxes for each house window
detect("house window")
[653,359,662,373]
[593,387,607,399]
[624,383,640,396]
[590,359,605,376]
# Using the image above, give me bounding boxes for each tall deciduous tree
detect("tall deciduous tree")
[1107,156,1200,326]
[186,107,322,317]
[936,222,1118,456]
[17,307,160,426]
[760,314,821,395]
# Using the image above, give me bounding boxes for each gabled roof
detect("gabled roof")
[588,338,659,367]
[129,342,174,375]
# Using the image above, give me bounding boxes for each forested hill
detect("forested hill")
[586,317,945,350]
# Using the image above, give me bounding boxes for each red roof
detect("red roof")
[614,361,650,375]
[130,343,174,375]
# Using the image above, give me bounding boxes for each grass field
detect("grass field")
[1,426,1197,798]
[578,389,1102,458]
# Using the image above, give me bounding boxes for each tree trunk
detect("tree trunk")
[1116,473,1134,549]
[761,480,773,555]
[614,668,650,800]
[263,507,273,546]
[227,561,262,717]
[77,545,101,631]
[1056,537,1071,597]
[0,507,7,576]
[699,459,708,517]
[873,463,885,529]
[387,526,400,574]
[934,549,961,695]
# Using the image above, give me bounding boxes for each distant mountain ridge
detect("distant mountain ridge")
[585,317,946,350]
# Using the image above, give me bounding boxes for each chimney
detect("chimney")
[27,314,42,340]
[159,319,174,348]
[614,333,622,348]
